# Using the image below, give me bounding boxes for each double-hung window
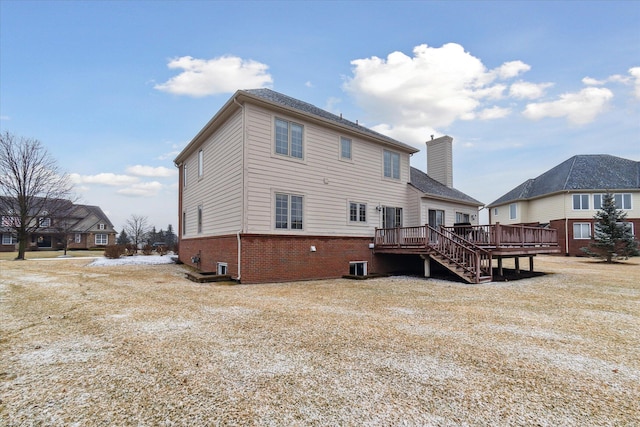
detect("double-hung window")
[509,203,517,220]
[2,234,16,245]
[275,193,303,230]
[95,234,108,245]
[275,118,304,159]
[383,150,400,179]
[595,193,632,210]
[197,205,203,234]
[340,137,352,160]
[573,223,591,239]
[573,194,589,210]
[39,217,51,227]
[75,233,81,243]
[456,212,470,223]
[198,150,204,177]
[349,202,366,223]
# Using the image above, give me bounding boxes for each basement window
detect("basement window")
[217,262,228,275]
[349,261,367,276]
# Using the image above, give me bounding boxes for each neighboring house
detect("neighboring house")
[0,200,116,252]
[487,154,640,256]
[174,88,482,283]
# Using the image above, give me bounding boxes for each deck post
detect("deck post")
[498,257,503,276]
[514,257,520,274]
[529,256,534,272]
[423,256,431,278]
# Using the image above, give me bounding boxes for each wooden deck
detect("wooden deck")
[374,223,560,283]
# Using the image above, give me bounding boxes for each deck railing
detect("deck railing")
[430,226,492,282]
[440,223,558,248]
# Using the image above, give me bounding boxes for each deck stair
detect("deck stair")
[425,226,493,284]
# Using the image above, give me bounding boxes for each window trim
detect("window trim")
[182,211,187,236]
[198,149,204,177]
[340,136,352,161]
[39,217,51,228]
[95,233,108,245]
[274,117,304,160]
[74,233,81,243]
[2,233,16,245]
[217,262,228,275]
[383,206,403,228]
[275,192,304,231]
[349,261,368,276]
[197,205,203,234]
[509,203,517,220]
[383,149,400,180]
[572,194,590,210]
[183,163,187,188]
[349,201,367,224]
[573,222,591,240]
[455,212,470,223]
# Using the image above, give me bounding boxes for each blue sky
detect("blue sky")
[1,1,639,230]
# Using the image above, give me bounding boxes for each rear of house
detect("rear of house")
[175,89,482,283]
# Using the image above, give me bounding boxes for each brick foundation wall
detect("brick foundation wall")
[550,218,640,256]
[179,234,422,284]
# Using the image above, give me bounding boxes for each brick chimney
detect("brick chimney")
[426,135,453,188]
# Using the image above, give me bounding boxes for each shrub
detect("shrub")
[141,244,153,255]
[104,245,126,259]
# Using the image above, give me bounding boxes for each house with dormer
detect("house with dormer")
[174,89,484,283]
[487,154,639,256]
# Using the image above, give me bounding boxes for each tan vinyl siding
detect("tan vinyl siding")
[244,104,410,236]
[181,110,243,237]
[527,193,566,223]
[419,198,478,227]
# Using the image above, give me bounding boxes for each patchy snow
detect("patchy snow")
[88,255,177,267]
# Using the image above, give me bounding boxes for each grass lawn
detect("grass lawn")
[0,250,103,261]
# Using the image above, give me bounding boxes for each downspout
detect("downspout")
[564,191,569,256]
[233,96,245,281]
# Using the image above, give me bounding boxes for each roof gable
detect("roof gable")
[488,154,640,206]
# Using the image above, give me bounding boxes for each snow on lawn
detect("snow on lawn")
[88,255,177,266]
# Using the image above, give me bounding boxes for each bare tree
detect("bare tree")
[124,214,150,252]
[0,132,75,260]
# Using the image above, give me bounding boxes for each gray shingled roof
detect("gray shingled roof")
[410,167,483,206]
[242,89,418,153]
[488,154,640,207]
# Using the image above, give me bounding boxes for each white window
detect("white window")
[198,149,204,177]
[2,234,16,245]
[340,137,352,160]
[594,193,632,210]
[493,208,498,215]
[383,150,400,179]
[217,262,228,275]
[349,261,367,276]
[509,203,517,220]
[275,118,304,159]
[1,216,20,227]
[383,206,403,228]
[182,211,187,236]
[456,212,470,223]
[275,193,303,230]
[95,234,108,245]
[39,217,51,227]
[349,202,367,223]
[98,223,105,230]
[573,194,589,210]
[75,233,81,243]
[183,164,187,187]
[618,222,635,236]
[573,223,591,239]
[197,205,203,234]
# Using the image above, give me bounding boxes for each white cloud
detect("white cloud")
[117,181,164,197]
[70,173,139,186]
[629,67,640,99]
[305,81,314,88]
[477,106,512,120]
[343,43,532,145]
[126,165,176,178]
[509,81,554,99]
[0,115,10,121]
[522,87,613,125]
[324,97,342,114]
[155,55,273,97]
[582,77,606,86]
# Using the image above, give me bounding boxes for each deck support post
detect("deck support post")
[497,257,503,276]
[514,257,520,274]
[529,256,534,272]
[423,256,431,278]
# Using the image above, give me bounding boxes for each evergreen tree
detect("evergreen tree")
[581,193,639,262]
[116,230,130,245]
[165,224,176,247]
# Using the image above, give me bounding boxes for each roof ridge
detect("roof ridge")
[562,155,578,190]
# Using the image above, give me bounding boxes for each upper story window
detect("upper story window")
[594,193,632,210]
[39,217,51,227]
[198,149,204,177]
[1,216,20,227]
[383,150,400,179]
[183,164,188,188]
[509,203,517,220]
[275,118,304,159]
[349,202,367,223]
[98,223,105,230]
[275,193,303,230]
[340,137,352,160]
[197,205,203,234]
[572,194,589,210]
